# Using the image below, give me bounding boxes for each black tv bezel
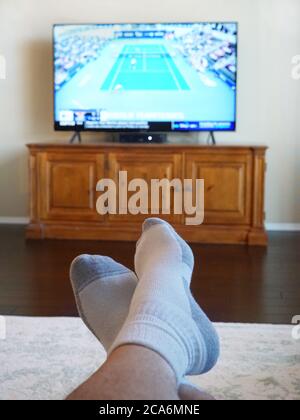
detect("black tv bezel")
[53,21,238,134]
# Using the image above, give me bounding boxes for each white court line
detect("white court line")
[78,73,92,88]
[122,70,167,74]
[143,50,147,72]
[109,45,128,91]
[161,45,182,90]
[72,99,84,108]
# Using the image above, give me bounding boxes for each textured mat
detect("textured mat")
[0,317,299,400]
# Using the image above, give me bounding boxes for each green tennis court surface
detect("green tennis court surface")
[102,44,190,91]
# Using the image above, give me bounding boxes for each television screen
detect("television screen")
[53,22,238,132]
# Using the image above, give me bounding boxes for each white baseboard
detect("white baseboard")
[0,217,29,225]
[266,223,300,231]
[0,218,299,232]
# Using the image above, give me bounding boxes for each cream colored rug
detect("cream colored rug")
[0,317,299,400]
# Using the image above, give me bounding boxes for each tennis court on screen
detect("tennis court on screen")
[101,44,190,91]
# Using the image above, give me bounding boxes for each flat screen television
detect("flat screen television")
[53,22,238,133]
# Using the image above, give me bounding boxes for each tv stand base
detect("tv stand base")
[69,132,82,144]
[119,133,167,144]
[207,131,217,145]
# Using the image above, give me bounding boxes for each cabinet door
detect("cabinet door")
[108,151,182,224]
[185,152,252,225]
[37,152,105,222]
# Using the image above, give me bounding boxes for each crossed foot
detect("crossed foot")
[70,218,220,398]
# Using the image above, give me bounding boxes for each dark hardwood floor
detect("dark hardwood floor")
[0,225,299,324]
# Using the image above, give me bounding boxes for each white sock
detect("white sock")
[70,255,137,350]
[109,219,219,382]
[139,219,220,373]
[70,254,206,393]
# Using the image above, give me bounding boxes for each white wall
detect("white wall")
[0,0,299,223]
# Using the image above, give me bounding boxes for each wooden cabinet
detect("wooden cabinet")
[185,152,252,225]
[27,143,268,246]
[108,151,182,224]
[37,152,105,222]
